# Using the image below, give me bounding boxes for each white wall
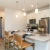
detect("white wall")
[5,8,27,31]
[27,9,50,24]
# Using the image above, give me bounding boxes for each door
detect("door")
[0,17,2,38]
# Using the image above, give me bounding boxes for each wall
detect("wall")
[5,8,27,31]
[27,9,50,24]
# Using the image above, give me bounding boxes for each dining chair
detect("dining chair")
[14,34,34,50]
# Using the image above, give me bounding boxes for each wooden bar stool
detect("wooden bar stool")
[4,31,14,49]
[14,34,34,50]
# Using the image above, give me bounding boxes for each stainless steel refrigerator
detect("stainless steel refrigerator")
[39,17,50,33]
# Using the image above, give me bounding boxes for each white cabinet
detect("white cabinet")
[27,9,50,24]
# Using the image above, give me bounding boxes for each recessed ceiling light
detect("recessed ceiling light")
[22,9,25,11]
[16,15,18,18]
[31,5,34,7]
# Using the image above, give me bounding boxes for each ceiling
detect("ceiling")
[0,0,49,12]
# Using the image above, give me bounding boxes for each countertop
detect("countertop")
[9,31,50,42]
[26,34,50,42]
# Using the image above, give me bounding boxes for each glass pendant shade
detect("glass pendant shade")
[35,0,38,13]
[23,12,26,16]
[35,8,38,13]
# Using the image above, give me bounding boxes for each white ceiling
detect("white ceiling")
[0,0,49,12]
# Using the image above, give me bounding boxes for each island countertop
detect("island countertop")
[14,31,50,42]
[25,34,50,50]
[9,31,50,42]
[26,34,50,42]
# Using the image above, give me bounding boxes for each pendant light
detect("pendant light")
[23,0,26,16]
[23,12,26,16]
[35,0,38,13]
[49,2,50,9]
[48,2,50,16]
[16,1,19,18]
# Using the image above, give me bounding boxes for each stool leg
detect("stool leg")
[7,39,9,49]
[20,47,23,50]
[4,38,6,48]
[32,43,35,50]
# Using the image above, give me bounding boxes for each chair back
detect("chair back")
[5,31,9,38]
[14,34,22,46]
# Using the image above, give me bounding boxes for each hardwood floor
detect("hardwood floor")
[0,38,18,50]
[0,38,3,41]
[0,38,5,50]
[0,38,25,50]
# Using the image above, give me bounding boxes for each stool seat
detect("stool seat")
[15,40,32,48]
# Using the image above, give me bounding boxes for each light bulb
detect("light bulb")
[16,15,18,18]
[35,8,38,13]
[23,12,26,16]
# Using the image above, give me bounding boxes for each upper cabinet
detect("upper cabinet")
[27,9,50,24]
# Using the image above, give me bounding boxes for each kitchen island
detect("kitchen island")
[25,34,50,50]
[9,31,50,50]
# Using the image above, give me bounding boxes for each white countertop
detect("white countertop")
[26,34,50,42]
[15,31,50,42]
[9,31,50,42]
[15,31,26,36]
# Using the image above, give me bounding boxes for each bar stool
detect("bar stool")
[4,31,14,49]
[14,34,34,50]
